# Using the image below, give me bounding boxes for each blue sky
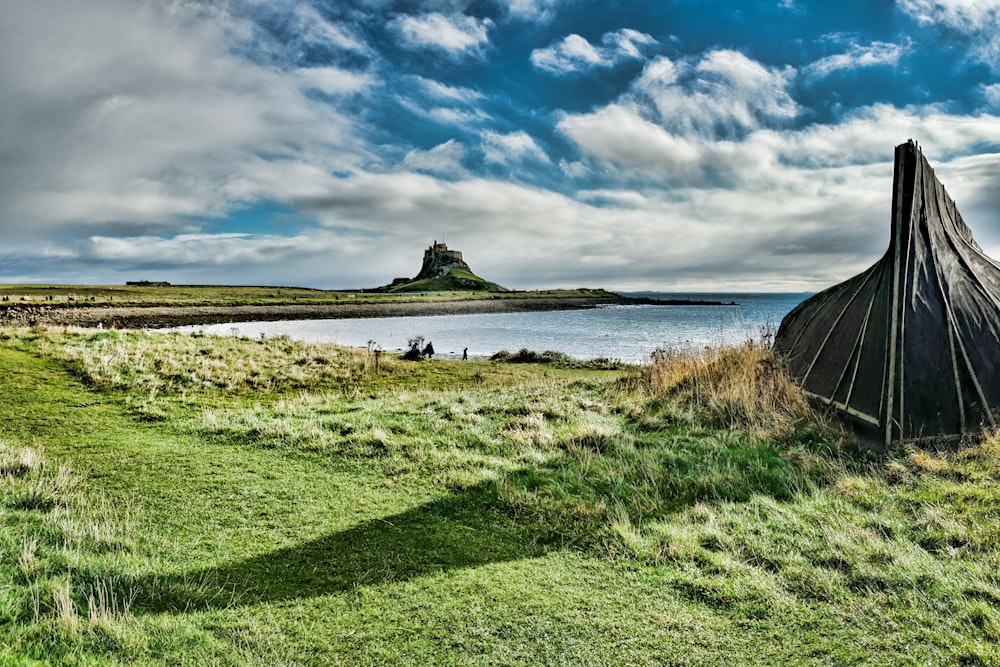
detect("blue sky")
[2,0,1000,290]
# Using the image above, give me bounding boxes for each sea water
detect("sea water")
[174,293,810,364]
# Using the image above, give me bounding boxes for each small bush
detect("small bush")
[644,340,829,439]
[490,348,625,369]
[402,336,425,361]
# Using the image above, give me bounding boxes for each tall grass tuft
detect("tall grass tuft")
[0,444,42,478]
[644,339,825,439]
[0,440,139,637]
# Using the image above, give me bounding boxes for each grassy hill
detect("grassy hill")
[385,266,508,293]
[0,327,998,664]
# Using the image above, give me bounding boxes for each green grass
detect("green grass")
[387,267,509,292]
[0,327,998,664]
[0,283,610,309]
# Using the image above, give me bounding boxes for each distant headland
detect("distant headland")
[0,241,734,328]
[381,240,507,293]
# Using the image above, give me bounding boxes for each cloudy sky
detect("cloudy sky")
[2,0,1000,291]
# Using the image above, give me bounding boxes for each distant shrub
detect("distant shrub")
[402,336,425,361]
[491,348,571,364]
[490,348,627,370]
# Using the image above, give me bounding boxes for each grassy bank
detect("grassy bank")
[0,327,998,665]
[0,284,611,309]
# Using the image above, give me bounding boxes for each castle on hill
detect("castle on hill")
[416,240,468,280]
[383,240,505,292]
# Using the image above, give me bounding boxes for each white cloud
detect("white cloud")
[803,40,909,79]
[985,83,1000,107]
[531,29,658,75]
[607,29,659,59]
[0,0,368,238]
[481,131,551,164]
[398,98,492,127]
[554,45,1000,287]
[500,0,561,22]
[287,167,893,290]
[577,189,650,207]
[559,160,591,179]
[402,140,468,176]
[87,233,272,265]
[557,104,705,177]
[78,230,385,287]
[898,0,1000,69]
[296,67,373,95]
[292,4,370,54]
[4,0,1000,293]
[411,76,484,103]
[561,93,1000,185]
[898,0,1000,31]
[390,12,492,58]
[532,35,603,72]
[395,76,489,128]
[630,51,798,140]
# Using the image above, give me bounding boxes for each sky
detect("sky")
[2,0,1000,291]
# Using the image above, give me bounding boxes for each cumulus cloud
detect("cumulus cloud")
[803,40,910,79]
[401,140,468,176]
[296,66,374,95]
[481,131,550,164]
[0,0,369,241]
[500,0,561,22]
[554,42,1000,286]
[985,83,1000,107]
[898,0,1000,31]
[898,0,1000,69]
[390,12,493,58]
[561,92,1000,185]
[411,76,484,103]
[398,98,492,127]
[284,167,895,290]
[290,4,370,54]
[86,233,294,266]
[556,51,986,186]
[558,104,705,177]
[630,51,798,139]
[72,230,386,287]
[227,1,372,67]
[395,75,489,127]
[531,29,658,75]
[4,0,1000,292]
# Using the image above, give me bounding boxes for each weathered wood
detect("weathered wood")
[775,141,1000,446]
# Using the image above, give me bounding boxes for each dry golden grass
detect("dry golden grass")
[644,340,818,438]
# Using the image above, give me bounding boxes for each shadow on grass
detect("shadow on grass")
[128,421,862,614]
[131,482,551,614]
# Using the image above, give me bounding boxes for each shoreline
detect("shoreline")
[0,293,733,329]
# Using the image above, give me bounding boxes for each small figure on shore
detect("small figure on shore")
[462,347,468,360]
[423,341,435,359]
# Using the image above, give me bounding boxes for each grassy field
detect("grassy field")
[0,284,608,308]
[0,326,998,665]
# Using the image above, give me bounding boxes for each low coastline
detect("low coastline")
[0,293,730,329]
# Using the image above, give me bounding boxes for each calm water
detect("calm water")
[175,293,811,363]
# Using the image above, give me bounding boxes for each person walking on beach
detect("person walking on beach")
[462,347,468,360]
[423,341,435,359]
